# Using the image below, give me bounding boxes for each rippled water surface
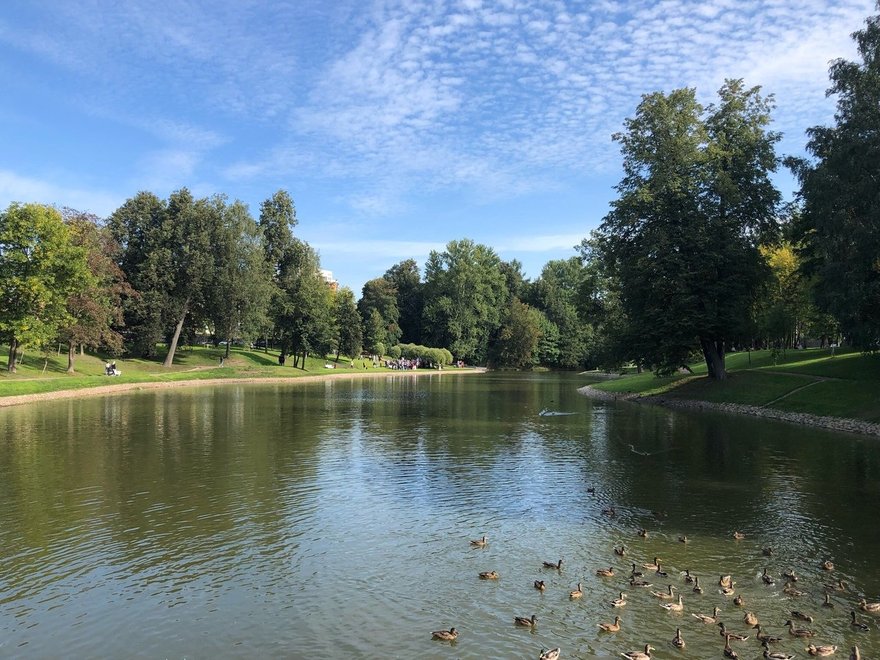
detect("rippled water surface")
[1,372,880,658]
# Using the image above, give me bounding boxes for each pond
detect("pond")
[1,372,879,658]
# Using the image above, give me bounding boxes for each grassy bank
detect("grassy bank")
[0,344,401,398]
[584,347,880,423]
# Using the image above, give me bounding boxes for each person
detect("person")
[105,361,112,375]
[219,356,225,367]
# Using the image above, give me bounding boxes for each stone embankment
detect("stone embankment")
[577,385,880,437]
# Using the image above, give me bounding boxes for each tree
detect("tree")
[594,81,781,379]
[383,259,423,344]
[754,242,814,349]
[0,203,92,372]
[789,5,880,349]
[493,298,541,369]
[333,287,363,359]
[358,277,401,347]
[363,308,386,356]
[528,257,591,369]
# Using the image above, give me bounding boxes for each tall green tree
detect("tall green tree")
[358,277,401,347]
[493,298,541,369]
[594,81,781,379]
[0,203,92,372]
[383,259,423,344]
[528,257,591,369]
[333,287,363,360]
[789,5,880,349]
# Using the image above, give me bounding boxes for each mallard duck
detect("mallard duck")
[660,594,684,611]
[806,644,838,656]
[534,580,546,591]
[543,559,563,570]
[431,627,458,641]
[630,563,644,577]
[791,611,814,623]
[823,593,834,608]
[826,579,848,592]
[733,531,745,540]
[762,568,775,585]
[514,614,538,627]
[620,643,654,660]
[629,577,652,587]
[637,528,648,538]
[693,576,704,594]
[763,547,773,556]
[654,563,668,578]
[784,619,814,637]
[569,582,583,599]
[597,615,622,632]
[733,594,744,606]
[724,634,739,659]
[719,575,734,588]
[850,646,861,660]
[643,557,661,570]
[682,568,695,583]
[743,611,758,626]
[754,625,782,644]
[783,569,798,582]
[720,585,736,596]
[821,559,834,571]
[858,598,880,612]
[672,627,685,648]
[596,566,615,577]
[763,641,794,660]
[850,610,869,631]
[602,506,617,517]
[615,545,627,556]
[692,606,719,623]
[479,570,499,580]
[470,535,488,547]
[610,591,627,607]
[650,584,676,599]
[784,583,808,597]
[678,535,688,543]
[717,622,749,640]
[539,648,561,660]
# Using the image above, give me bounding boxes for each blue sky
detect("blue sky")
[0,0,874,293]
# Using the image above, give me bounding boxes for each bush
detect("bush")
[372,341,386,358]
[387,344,401,359]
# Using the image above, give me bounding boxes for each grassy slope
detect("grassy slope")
[588,347,880,423]
[0,345,391,398]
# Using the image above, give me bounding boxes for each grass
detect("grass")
[588,347,880,423]
[0,344,398,399]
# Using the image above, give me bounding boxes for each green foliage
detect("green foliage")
[492,298,541,369]
[363,308,386,355]
[358,277,401,346]
[333,287,363,359]
[383,259,423,344]
[387,344,401,359]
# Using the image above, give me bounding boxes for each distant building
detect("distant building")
[320,269,339,292]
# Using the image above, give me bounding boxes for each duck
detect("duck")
[678,535,688,543]
[723,634,739,659]
[850,646,861,660]
[602,506,617,517]
[672,627,685,648]
[692,576,704,594]
[733,531,745,540]
[539,649,561,660]
[784,619,815,637]
[637,528,649,538]
[596,566,615,577]
[692,606,719,623]
[763,547,773,556]
[762,568,775,585]
[720,585,736,596]
[791,610,814,623]
[479,570,499,580]
[569,582,583,599]
[850,610,869,631]
[470,535,488,547]
[660,595,684,612]
[717,622,750,641]
[743,611,758,626]
[682,568,695,584]
[534,580,546,591]
[858,598,880,612]
[610,591,628,607]
[431,627,458,641]
[654,563,668,578]
[621,643,654,660]
[643,557,661,570]
[806,644,838,656]
[763,641,794,660]
[823,593,834,608]
[719,575,734,588]
[597,615,622,632]
[826,579,848,592]
[630,563,645,577]
[543,559,563,570]
[821,559,834,570]
[615,545,627,556]
[784,582,808,597]
[754,625,782,644]
[514,614,538,627]
[629,577,652,588]
[650,584,676,600]
[783,568,799,582]
[733,594,744,607]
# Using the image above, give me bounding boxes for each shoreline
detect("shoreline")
[577,384,880,437]
[0,368,486,409]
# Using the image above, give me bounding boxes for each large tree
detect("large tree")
[358,277,401,347]
[789,5,880,349]
[594,81,781,379]
[383,259,423,344]
[0,203,92,372]
[333,287,363,360]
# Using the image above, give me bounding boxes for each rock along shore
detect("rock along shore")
[577,384,880,438]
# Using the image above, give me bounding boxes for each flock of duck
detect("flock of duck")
[430,530,878,659]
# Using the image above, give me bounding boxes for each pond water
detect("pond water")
[1,372,879,658]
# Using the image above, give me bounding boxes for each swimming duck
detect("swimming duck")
[654,563,668,578]
[432,627,458,641]
[724,635,739,659]
[621,643,654,660]
[543,559,563,570]
[596,566,615,577]
[859,598,880,612]
[717,622,749,640]
[784,619,814,637]
[615,545,627,556]
[650,584,675,600]
[682,569,695,584]
[763,547,773,556]
[602,506,617,517]
[720,585,736,596]
[826,579,848,592]
[806,644,838,656]
[569,582,583,599]
[763,641,794,660]
[784,583,808,597]
[743,611,758,626]
[821,559,834,570]
[611,591,628,607]
[678,535,688,544]
[850,646,861,660]
[693,576,704,594]
[823,593,834,608]
[539,648,561,660]
[643,557,661,570]
[754,625,782,644]
[672,627,685,648]
[597,615,622,632]
[660,595,684,611]
[762,568,775,585]
[719,575,734,588]
[534,580,546,591]
[791,611,814,623]
[783,569,798,582]
[692,606,719,623]
[630,563,645,577]
[733,594,744,606]
[629,577,652,588]
[479,571,499,580]
[850,610,869,631]
[637,528,648,538]
[514,614,538,627]
[733,531,745,540]
[470,535,488,547]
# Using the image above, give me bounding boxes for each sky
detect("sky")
[0,0,875,294]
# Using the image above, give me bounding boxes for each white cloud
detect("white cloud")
[0,170,121,217]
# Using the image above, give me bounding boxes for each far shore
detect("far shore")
[577,384,880,437]
[0,367,486,409]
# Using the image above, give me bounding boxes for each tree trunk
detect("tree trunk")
[67,343,76,373]
[302,349,307,370]
[700,337,727,381]
[80,343,85,356]
[7,337,18,373]
[163,297,190,368]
